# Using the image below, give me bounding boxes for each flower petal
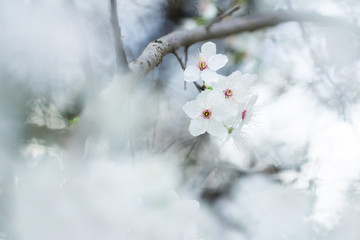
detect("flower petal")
[200,41,216,60]
[184,66,200,82]
[228,70,242,79]
[225,101,239,116]
[247,94,258,107]
[201,69,218,83]
[195,90,211,108]
[207,89,225,106]
[217,74,227,83]
[231,123,244,141]
[241,73,257,84]
[183,100,202,118]
[212,104,233,121]
[189,119,207,136]
[208,54,228,71]
[207,120,227,139]
[224,116,236,125]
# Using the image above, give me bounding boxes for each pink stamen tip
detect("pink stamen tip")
[224,89,233,98]
[198,61,207,71]
[202,109,212,119]
[242,110,247,120]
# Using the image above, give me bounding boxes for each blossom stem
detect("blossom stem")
[193,82,204,92]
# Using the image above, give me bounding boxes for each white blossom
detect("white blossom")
[238,94,258,125]
[183,90,232,139]
[211,70,256,115]
[230,94,258,140]
[184,42,228,83]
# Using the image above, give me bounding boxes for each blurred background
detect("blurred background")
[2,0,360,239]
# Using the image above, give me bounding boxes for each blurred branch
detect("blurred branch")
[109,0,129,73]
[129,11,359,77]
[286,1,348,119]
[206,4,241,30]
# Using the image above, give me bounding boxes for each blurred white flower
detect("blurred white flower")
[183,90,232,139]
[199,1,218,20]
[184,42,228,83]
[13,156,201,240]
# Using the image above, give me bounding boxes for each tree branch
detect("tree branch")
[129,11,359,77]
[206,4,241,30]
[109,0,129,73]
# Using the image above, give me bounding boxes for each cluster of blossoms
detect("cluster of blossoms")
[183,42,258,140]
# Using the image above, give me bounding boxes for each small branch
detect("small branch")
[193,82,204,92]
[184,46,189,90]
[109,0,129,73]
[184,46,189,65]
[172,50,189,90]
[206,4,241,30]
[172,50,186,70]
[173,49,203,92]
[129,10,359,77]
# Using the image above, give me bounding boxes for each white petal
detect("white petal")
[224,116,236,125]
[183,100,202,118]
[231,123,244,141]
[232,116,244,130]
[228,70,242,79]
[207,89,225,106]
[241,73,257,84]
[227,71,242,86]
[226,101,239,116]
[212,104,233,121]
[200,41,216,60]
[233,89,250,103]
[217,74,227,82]
[184,66,200,82]
[207,120,227,139]
[247,94,258,107]
[189,119,207,136]
[243,108,255,124]
[196,90,210,108]
[208,54,228,70]
[201,69,219,83]
[211,78,227,92]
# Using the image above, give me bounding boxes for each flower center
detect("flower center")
[241,110,247,120]
[224,89,233,98]
[202,109,212,119]
[198,61,207,71]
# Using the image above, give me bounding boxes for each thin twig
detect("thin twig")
[109,0,129,73]
[184,46,189,90]
[184,46,189,65]
[172,50,190,90]
[206,4,241,30]
[193,82,204,92]
[172,50,186,70]
[173,49,202,92]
